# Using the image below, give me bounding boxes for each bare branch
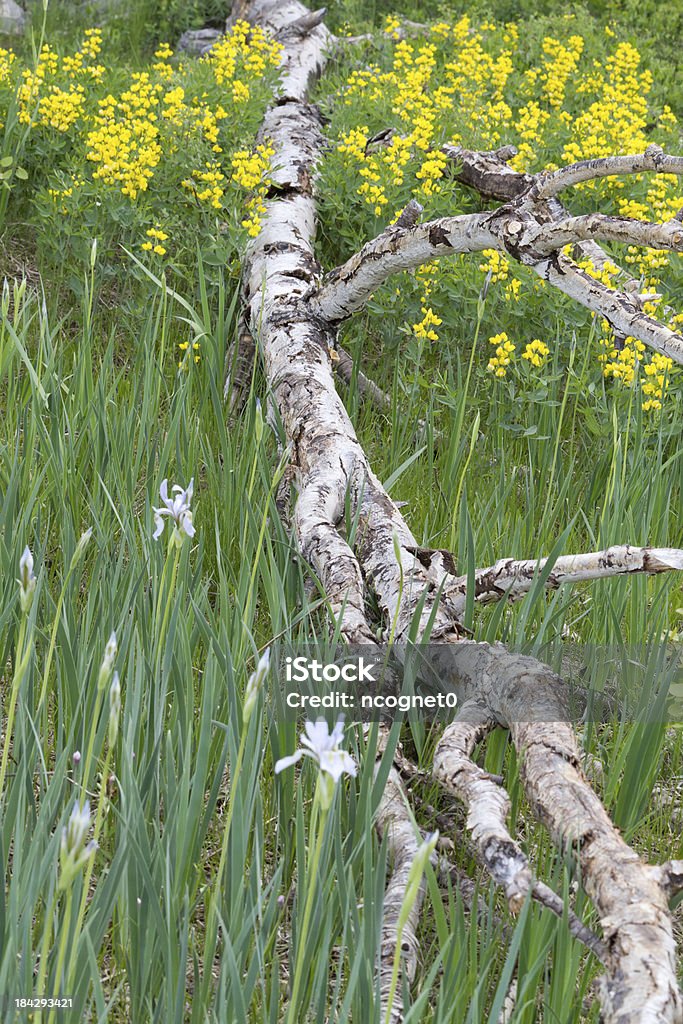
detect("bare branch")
[531,145,683,201]
[406,544,683,616]
[444,145,682,303]
[532,252,683,364]
[529,213,683,256]
[444,144,532,200]
[433,700,606,959]
[434,704,532,913]
[375,766,426,1023]
[332,345,392,411]
[432,641,683,1021]
[276,6,327,39]
[311,213,496,323]
[515,713,682,1021]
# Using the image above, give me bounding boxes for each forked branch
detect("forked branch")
[312,156,683,365]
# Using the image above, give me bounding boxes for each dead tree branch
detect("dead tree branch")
[230,3,683,1020]
[530,145,683,200]
[375,766,426,1023]
[312,174,683,364]
[406,544,683,615]
[332,344,392,411]
[431,641,683,1021]
[433,700,606,960]
[446,144,680,307]
[311,213,496,322]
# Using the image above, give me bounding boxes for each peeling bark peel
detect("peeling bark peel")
[374,767,425,1023]
[314,195,683,367]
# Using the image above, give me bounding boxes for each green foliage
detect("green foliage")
[0,18,280,294]
[316,10,683,420]
[0,3,682,1022]
[138,0,229,40]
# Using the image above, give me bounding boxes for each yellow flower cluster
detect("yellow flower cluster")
[413,304,442,341]
[86,76,163,198]
[37,85,85,132]
[0,47,14,95]
[178,339,201,368]
[522,339,550,367]
[599,330,645,386]
[81,29,104,62]
[383,15,402,41]
[510,101,551,171]
[141,226,168,256]
[208,20,282,84]
[183,162,226,209]
[577,256,621,289]
[230,142,275,235]
[642,353,672,412]
[412,262,442,341]
[152,43,175,80]
[561,42,652,169]
[487,332,516,376]
[337,126,369,161]
[18,46,58,124]
[479,249,509,284]
[0,21,281,244]
[230,143,274,190]
[538,36,584,110]
[330,15,681,408]
[415,148,448,195]
[18,33,105,130]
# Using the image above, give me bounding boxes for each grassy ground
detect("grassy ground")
[0,2,682,1022]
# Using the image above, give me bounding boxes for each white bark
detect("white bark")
[447,143,683,325]
[310,147,683,364]
[431,641,683,1023]
[531,145,683,200]
[433,703,534,912]
[311,213,496,322]
[534,252,683,364]
[529,213,683,256]
[434,701,606,956]
[374,766,425,1023]
[403,544,683,615]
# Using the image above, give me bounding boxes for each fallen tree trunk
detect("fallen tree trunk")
[227,3,683,1020]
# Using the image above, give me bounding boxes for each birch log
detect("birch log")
[232,3,683,1020]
